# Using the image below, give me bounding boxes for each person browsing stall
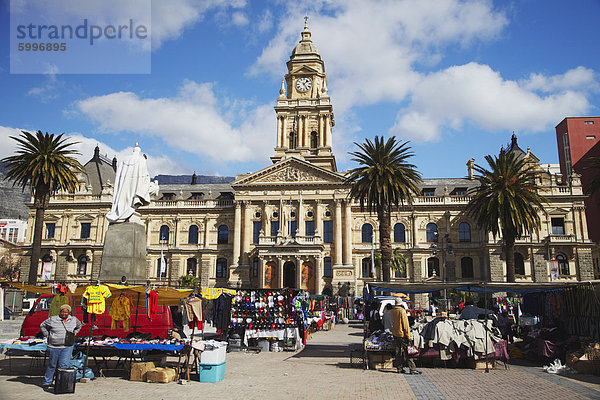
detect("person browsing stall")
[390,298,421,375]
[40,304,83,389]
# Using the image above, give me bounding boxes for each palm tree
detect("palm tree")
[346,136,422,282]
[2,131,82,285]
[466,147,545,282]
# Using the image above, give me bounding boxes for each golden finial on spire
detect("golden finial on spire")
[304,15,309,30]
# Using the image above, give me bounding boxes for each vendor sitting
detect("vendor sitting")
[40,304,83,390]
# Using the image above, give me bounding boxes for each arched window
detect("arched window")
[77,255,88,275]
[216,258,227,278]
[461,257,474,278]
[188,225,199,244]
[515,252,525,276]
[310,131,318,148]
[187,258,197,276]
[217,225,229,244]
[557,253,569,275]
[426,223,438,242]
[159,225,170,243]
[361,257,373,278]
[427,257,439,277]
[362,224,373,243]
[394,223,406,243]
[459,222,471,242]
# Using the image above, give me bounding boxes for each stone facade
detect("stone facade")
[20,25,595,297]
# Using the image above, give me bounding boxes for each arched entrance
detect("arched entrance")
[264,261,277,289]
[283,261,296,288]
[301,261,314,293]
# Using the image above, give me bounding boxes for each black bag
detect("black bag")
[64,331,75,346]
[54,368,76,394]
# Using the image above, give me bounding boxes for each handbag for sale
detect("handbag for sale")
[64,331,75,346]
[407,345,419,356]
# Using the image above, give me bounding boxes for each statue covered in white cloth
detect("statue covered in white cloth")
[106,144,159,224]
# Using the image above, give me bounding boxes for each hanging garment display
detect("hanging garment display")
[83,284,112,314]
[110,295,132,331]
[146,289,158,321]
[184,297,203,330]
[48,295,70,317]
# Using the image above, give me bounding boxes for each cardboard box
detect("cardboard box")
[468,358,495,370]
[130,362,155,382]
[147,367,177,383]
[367,352,394,370]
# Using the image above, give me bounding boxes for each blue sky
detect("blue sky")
[0,0,599,179]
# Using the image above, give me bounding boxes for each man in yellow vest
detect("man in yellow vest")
[390,298,420,374]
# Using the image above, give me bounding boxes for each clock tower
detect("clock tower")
[271,21,337,171]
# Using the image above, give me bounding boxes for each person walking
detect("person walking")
[40,304,83,389]
[390,298,420,374]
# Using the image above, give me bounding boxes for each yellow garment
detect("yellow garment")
[83,284,112,314]
[109,296,131,331]
[200,287,236,300]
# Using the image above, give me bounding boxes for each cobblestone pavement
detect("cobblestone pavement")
[1,321,600,400]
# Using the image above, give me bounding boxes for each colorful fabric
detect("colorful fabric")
[48,295,70,317]
[184,297,203,330]
[146,290,158,321]
[83,285,112,314]
[200,287,236,300]
[109,296,132,331]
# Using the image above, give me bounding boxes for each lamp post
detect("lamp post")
[430,231,452,313]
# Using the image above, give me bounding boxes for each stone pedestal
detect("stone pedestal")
[99,222,147,283]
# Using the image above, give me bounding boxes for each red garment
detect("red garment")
[147,290,158,321]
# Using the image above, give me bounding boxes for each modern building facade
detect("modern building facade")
[21,25,595,301]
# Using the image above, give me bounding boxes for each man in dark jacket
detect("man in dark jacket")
[40,304,82,389]
[390,298,420,374]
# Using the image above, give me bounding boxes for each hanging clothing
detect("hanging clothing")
[213,293,233,336]
[146,289,158,321]
[110,295,132,331]
[48,295,70,317]
[83,284,112,314]
[184,297,203,330]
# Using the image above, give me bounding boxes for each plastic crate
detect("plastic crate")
[197,361,226,383]
[200,342,228,364]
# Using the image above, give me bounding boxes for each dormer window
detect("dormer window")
[450,187,467,196]
[422,188,435,197]
[161,193,175,201]
[218,192,234,200]
[189,192,204,200]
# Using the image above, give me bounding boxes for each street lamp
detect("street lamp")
[430,231,453,313]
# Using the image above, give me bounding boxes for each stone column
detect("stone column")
[315,255,322,295]
[242,201,251,267]
[411,213,417,247]
[315,200,322,237]
[276,116,282,148]
[278,258,284,289]
[319,115,324,147]
[204,217,210,247]
[282,117,288,149]
[334,200,343,266]
[232,201,242,266]
[173,218,179,247]
[298,195,304,237]
[296,257,302,289]
[343,201,352,266]
[325,115,331,147]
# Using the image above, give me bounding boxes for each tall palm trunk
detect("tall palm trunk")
[504,232,516,283]
[378,203,392,282]
[29,184,50,285]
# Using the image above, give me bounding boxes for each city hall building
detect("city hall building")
[22,25,595,299]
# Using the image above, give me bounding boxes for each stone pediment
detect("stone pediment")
[75,214,96,221]
[547,208,570,215]
[233,157,345,187]
[290,65,321,75]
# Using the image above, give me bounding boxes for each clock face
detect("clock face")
[296,77,312,93]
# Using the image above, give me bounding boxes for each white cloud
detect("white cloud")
[74,80,274,165]
[257,9,273,33]
[0,126,187,177]
[231,11,249,26]
[250,0,597,142]
[390,63,592,141]
[520,66,598,93]
[13,0,248,50]
[26,65,62,103]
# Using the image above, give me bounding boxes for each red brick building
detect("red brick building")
[556,117,600,243]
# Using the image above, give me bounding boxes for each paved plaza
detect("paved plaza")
[1,321,600,400]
